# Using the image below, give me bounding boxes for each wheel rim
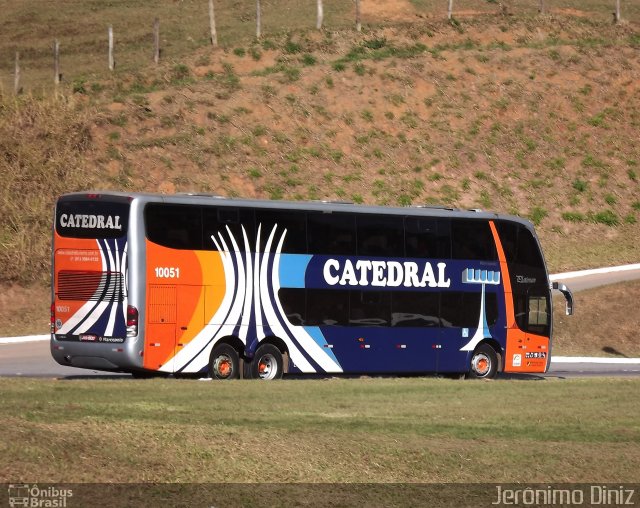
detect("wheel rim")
[472,352,491,377]
[257,353,277,380]
[213,354,233,379]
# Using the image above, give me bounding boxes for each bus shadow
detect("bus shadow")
[497,373,552,381]
[56,374,131,381]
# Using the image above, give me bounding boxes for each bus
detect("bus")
[51,192,573,380]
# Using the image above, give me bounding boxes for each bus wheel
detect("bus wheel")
[209,344,240,380]
[251,344,283,380]
[467,344,498,380]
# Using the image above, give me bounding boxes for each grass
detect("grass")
[1,376,639,484]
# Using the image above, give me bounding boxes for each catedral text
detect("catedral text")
[59,213,122,230]
[323,259,451,288]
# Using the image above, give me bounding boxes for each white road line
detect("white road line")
[550,263,640,281]
[0,335,49,344]
[552,357,640,364]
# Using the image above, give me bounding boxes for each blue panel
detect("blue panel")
[279,254,312,288]
[305,326,341,366]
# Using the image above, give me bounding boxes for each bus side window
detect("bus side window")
[306,289,349,326]
[350,291,391,326]
[145,204,202,250]
[451,220,497,261]
[307,213,356,256]
[404,218,451,259]
[278,288,306,326]
[527,295,549,334]
[254,210,307,254]
[440,292,482,328]
[202,207,255,251]
[391,291,440,327]
[514,293,549,335]
[357,215,404,257]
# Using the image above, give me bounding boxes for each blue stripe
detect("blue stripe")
[279,254,312,288]
[305,326,341,366]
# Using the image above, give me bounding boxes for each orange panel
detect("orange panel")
[489,221,549,373]
[144,241,226,369]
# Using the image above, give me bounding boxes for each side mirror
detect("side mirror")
[552,282,574,316]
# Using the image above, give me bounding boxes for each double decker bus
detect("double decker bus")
[51,192,573,379]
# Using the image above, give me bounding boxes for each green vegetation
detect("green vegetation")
[2,7,640,288]
[1,377,639,483]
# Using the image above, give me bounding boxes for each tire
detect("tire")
[467,343,499,379]
[209,343,240,380]
[249,343,284,380]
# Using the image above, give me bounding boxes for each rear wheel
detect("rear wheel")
[250,344,284,380]
[467,343,498,379]
[209,343,240,380]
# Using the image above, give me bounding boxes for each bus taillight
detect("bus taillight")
[50,303,55,333]
[127,305,139,338]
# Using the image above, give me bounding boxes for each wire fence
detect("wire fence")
[1,0,638,93]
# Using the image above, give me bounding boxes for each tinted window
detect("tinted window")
[306,289,349,326]
[405,217,451,259]
[203,207,255,252]
[350,291,391,326]
[255,210,307,254]
[515,226,544,270]
[391,291,440,327]
[496,221,545,270]
[441,292,498,328]
[56,199,129,239]
[357,215,404,257]
[451,220,497,261]
[145,203,202,249]
[307,212,356,255]
[279,288,306,326]
[495,221,518,262]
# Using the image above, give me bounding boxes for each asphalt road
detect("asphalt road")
[1,265,639,379]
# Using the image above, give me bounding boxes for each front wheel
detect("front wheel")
[250,344,284,380]
[467,343,499,379]
[209,343,240,380]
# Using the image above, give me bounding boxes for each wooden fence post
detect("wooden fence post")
[54,40,61,85]
[209,0,218,47]
[153,18,160,63]
[108,25,115,71]
[538,0,545,14]
[355,0,361,32]
[614,0,621,23]
[447,0,453,19]
[317,0,323,30]
[14,52,21,94]
[256,0,262,39]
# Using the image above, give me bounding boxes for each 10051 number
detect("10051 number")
[154,267,180,279]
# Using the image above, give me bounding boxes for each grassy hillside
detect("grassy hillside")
[1,6,640,286]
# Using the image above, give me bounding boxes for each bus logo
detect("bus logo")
[8,485,29,507]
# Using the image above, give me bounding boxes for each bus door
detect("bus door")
[145,284,204,372]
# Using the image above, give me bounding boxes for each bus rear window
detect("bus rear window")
[56,199,129,239]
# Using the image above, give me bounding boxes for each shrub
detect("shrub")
[529,207,548,226]
[562,212,586,223]
[590,210,619,226]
